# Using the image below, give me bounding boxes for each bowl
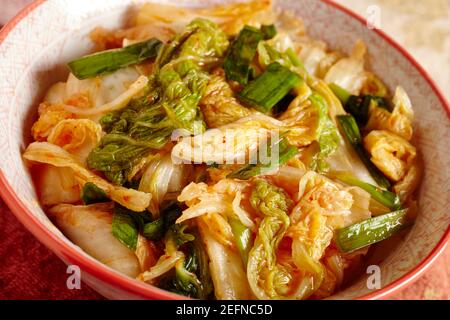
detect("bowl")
[0,0,449,300]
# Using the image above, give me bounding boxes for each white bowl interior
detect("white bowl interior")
[0,0,448,299]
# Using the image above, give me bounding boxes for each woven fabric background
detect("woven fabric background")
[0,0,448,300]
[0,199,102,299]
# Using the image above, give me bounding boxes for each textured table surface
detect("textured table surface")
[0,0,449,300]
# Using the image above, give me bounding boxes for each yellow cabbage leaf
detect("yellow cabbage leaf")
[393,158,422,203]
[363,130,417,182]
[42,67,141,111]
[365,86,414,140]
[171,125,269,165]
[297,41,342,79]
[31,102,75,141]
[324,40,367,95]
[292,171,353,215]
[326,187,372,229]
[313,251,345,298]
[286,172,356,298]
[232,112,315,149]
[176,179,254,229]
[47,119,103,164]
[23,142,151,212]
[360,72,388,97]
[199,74,251,128]
[135,234,158,273]
[247,179,299,299]
[135,0,273,35]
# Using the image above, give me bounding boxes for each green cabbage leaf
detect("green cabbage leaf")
[87,19,229,185]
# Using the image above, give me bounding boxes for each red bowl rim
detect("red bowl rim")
[0,0,449,300]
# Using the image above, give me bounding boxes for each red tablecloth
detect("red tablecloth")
[0,198,102,300]
[0,197,448,300]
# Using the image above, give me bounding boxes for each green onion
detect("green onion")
[191,234,214,298]
[227,136,298,180]
[308,93,341,172]
[229,218,253,265]
[224,26,264,85]
[337,114,363,145]
[336,209,410,252]
[112,207,139,250]
[344,95,372,126]
[261,24,277,40]
[371,96,391,111]
[238,62,301,113]
[340,94,391,126]
[164,227,210,299]
[337,115,391,189]
[80,182,109,205]
[142,202,183,241]
[142,218,165,240]
[332,172,401,211]
[161,202,183,229]
[111,202,182,247]
[68,38,162,79]
[285,47,303,68]
[329,83,352,105]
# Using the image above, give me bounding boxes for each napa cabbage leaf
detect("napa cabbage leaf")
[247,179,295,299]
[87,19,229,185]
[308,93,340,172]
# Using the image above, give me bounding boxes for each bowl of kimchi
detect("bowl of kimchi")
[0,0,448,300]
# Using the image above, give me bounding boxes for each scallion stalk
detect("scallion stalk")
[329,83,352,105]
[343,95,373,125]
[224,26,264,85]
[336,92,391,126]
[238,62,301,113]
[260,24,277,40]
[336,209,410,253]
[112,208,139,250]
[227,136,298,180]
[142,218,165,241]
[331,172,401,211]
[285,47,302,68]
[229,218,253,265]
[337,115,391,189]
[68,38,162,79]
[80,182,109,205]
